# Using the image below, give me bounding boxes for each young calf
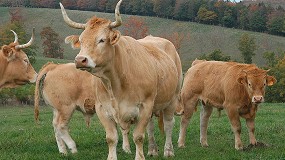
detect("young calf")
[178,60,276,150]
[34,63,129,154]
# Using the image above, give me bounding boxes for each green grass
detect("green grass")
[2,7,285,71]
[0,103,285,159]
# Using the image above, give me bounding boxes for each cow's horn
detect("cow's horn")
[60,3,86,29]
[10,30,18,43]
[15,28,35,50]
[109,0,123,29]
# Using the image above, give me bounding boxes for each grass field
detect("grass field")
[2,7,285,71]
[1,103,285,159]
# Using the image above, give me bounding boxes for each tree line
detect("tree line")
[1,0,285,36]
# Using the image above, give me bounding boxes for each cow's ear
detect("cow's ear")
[65,35,80,49]
[1,45,15,61]
[266,76,277,86]
[237,71,247,85]
[110,30,121,45]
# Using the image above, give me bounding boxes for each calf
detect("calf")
[178,60,276,150]
[34,63,130,154]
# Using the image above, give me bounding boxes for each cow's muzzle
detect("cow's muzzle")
[252,96,264,103]
[75,56,88,68]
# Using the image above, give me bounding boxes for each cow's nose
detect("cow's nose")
[253,96,263,103]
[75,56,88,68]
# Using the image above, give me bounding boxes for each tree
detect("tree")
[265,55,285,102]
[160,32,190,52]
[40,26,64,59]
[0,8,37,63]
[238,33,256,64]
[123,16,149,39]
[196,6,218,24]
[263,51,278,68]
[199,49,231,61]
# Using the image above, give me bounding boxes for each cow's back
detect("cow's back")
[137,36,182,107]
[42,63,96,108]
[182,61,238,107]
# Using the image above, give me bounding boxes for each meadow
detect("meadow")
[1,103,285,159]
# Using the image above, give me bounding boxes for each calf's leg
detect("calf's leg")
[226,107,243,150]
[120,127,131,154]
[246,118,257,145]
[178,95,199,148]
[200,104,213,147]
[53,107,77,154]
[147,116,158,156]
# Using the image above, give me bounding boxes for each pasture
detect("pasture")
[1,103,285,159]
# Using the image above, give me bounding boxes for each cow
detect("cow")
[59,0,183,159]
[177,60,276,150]
[0,28,37,89]
[34,62,131,155]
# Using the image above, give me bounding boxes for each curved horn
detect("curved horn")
[109,0,123,29]
[15,28,35,50]
[10,30,18,43]
[59,3,86,29]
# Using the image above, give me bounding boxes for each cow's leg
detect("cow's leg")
[52,109,67,154]
[120,127,131,154]
[55,108,77,153]
[163,107,175,157]
[178,95,199,148]
[226,108,243,150]
[97,108,118,160]
[246,118,257,145]
[200,104,213,147]
[147,116,158,156]
[133,101,153,160]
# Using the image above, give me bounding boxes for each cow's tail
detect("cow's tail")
[158,111,164,134]
[34,62,57,123]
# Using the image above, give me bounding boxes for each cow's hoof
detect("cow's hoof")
[147,144,158,156]
[71,148,78,154]
[123,146,132,154]
[164,149,174,157]
[201,142,209,147]
[178,143,185,148]
[235,145,243,151]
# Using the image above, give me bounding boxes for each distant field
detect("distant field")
[2,7,285,71]
[0,103,285,159]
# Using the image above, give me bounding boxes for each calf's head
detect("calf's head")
[237,69,276,103]
[0,28,37,88]
[60,0,122,74]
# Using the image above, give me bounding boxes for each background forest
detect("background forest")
[1,0,285,104]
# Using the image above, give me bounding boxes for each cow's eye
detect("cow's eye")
[99,39,105,43]
[24,59,29,64]
[248,83,252,87]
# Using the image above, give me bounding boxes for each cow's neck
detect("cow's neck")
[0,54,8,85]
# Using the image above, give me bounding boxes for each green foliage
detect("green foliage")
[267,16,285,35]
[40,26,64,59]
[197,6,218,24]
[238,33,256,64]
[199,49,231,61]
[265,54,285,102]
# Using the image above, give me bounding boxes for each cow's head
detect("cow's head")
[237,68,276,104]
[0,28,37,88]
[60,0,122,74]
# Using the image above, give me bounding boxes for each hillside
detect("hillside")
[1,7,285,71]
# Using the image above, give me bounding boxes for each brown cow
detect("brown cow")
[177,60,276,150]
[0,29,37,89]
[34,62,131,154]
[60,0,182,159]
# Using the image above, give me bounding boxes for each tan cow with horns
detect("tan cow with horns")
[177,60,276,150]
[0,28,37,89]
[60,0,183,159]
